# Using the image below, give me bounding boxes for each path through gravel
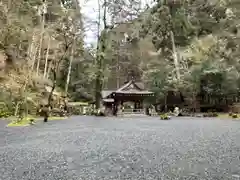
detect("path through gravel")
[1,116,240,180]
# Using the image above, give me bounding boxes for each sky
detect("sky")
[80,0,153,46]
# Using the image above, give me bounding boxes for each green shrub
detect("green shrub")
[90,110,97,116]
[232,114,238,118]
[0,111,13,118]
[212,112,218,117]
[94,109,105,116]
[204,112,218,117]
[160,113,170,120]
[0,102,14,118]
[51,108,66,117]
[70,106,83,115]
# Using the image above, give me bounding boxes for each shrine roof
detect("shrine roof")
[101,90,114,99]
[102,98,114,102]
[114,90,154,94]
[101,80,154,99]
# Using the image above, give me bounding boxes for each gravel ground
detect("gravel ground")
[1,116,240,180]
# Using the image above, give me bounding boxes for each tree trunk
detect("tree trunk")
[31,43,38,71]
[47,69,56,108]
[116,53,120,88]
[36,9,45,75]
[8,0,12,10]
[95,0,107,110]
[43,36,50,78]
[46,60,52,79]
[95,75,102,109]
[14,102,20,116]
[170,30,180,80]
[65,38,75,95]
[193,93,196,112]
[28,33,34,61]
[47,43,70,108]
[164,93,167,112]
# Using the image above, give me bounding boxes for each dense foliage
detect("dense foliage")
[0,0,92,115]
[1,0,240,115]
[105,0,240,110]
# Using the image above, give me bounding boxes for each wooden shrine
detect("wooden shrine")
[101,80,154,116]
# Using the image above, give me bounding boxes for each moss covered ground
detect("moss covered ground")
[7,116,67,127]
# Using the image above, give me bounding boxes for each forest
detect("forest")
[1,0,240,118]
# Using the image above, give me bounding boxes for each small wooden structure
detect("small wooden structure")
[101,80,154,116]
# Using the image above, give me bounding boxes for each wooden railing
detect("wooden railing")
[118,108,145,115]
[126,109,145,113]
[117,108,158,116]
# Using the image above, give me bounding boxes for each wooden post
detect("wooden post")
[134,101,137,112]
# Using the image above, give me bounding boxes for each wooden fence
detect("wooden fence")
[117,108,158,116]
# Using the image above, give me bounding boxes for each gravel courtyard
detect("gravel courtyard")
[1,116,240,180]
